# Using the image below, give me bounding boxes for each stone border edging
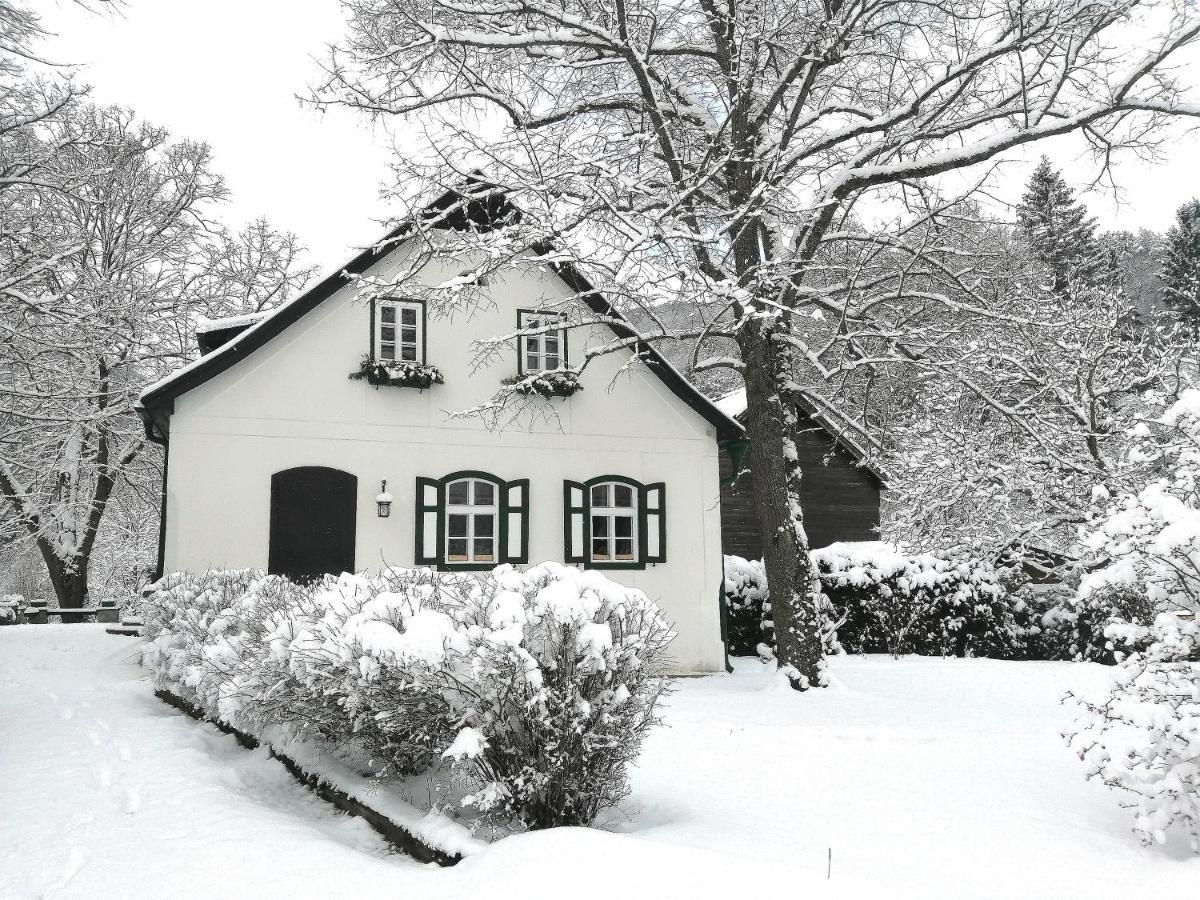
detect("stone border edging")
[153,689,461,866]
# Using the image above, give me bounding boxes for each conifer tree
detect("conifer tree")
[1160,199,1200,329]
[1017,157,1102,296]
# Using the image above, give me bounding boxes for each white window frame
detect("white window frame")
[518,310,566,374]
[445,477,499,564]
[376,299,424,364]
[588,481,638,563]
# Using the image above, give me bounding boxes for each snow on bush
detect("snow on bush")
[723,545,1014,659]
[1065,613,1200,851]
[1077,388,1200,620]
[141,563,674,829]
[814,543,1017,658]
[722,555,839,660]
[723,556,771,657]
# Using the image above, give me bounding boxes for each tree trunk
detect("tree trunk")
[738,321,827,690]
[36,540,89,608]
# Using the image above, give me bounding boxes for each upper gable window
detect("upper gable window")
[375,299,424,364]
[518,310,566,374]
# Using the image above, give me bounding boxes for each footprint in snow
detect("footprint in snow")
[124,787,141,814]
[44,845,89,893]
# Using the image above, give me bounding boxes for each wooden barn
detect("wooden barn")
[714,389,885,559]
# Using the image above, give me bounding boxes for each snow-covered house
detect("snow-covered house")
[137,196,742,673]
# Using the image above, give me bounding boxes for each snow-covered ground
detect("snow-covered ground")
[1,626,1194,899]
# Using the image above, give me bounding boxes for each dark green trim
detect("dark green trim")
[563,480,586,563]
[643,481,667,564]
[414,476,443,565]
[573,475,657,571]
[373,296,429,366]
[516,307,569,377]
[719,438,751,487]
[418,470,528,571]
[506,478,531,564]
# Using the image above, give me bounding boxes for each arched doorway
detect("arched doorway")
[268,466,357,583]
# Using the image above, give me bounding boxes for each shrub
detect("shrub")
[0,594,20,625]
[813,543,1017,658]
[723,556,770,657]
[142,562,673,829]
[1065,613,1200,851]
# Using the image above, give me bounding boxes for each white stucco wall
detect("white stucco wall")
[162,248,727,672]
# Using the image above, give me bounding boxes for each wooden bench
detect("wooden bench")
[17,601,120,625]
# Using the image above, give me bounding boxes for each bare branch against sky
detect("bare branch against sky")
[35,0,1200,272]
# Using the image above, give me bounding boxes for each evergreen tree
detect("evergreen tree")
[1160,199,1200,330]
[1017,157,1102,296]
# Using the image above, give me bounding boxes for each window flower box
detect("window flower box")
[349,355,444,390]
[503,370,583,399]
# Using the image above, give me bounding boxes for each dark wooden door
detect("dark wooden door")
[268,466,357,583]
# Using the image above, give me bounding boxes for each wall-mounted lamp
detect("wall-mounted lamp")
[376,480,393,518]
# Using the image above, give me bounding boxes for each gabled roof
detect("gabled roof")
[138,185,743,443]
[714,387,887,485]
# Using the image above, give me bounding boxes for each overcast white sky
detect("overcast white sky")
[38,0,1200,274]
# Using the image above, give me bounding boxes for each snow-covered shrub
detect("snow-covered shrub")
[442,563,673,828]
[723,556,771,657]
[721,555,841,660]
[141,563,673,829]
[1078,388,1200,620]
[814,543,1017,658]
[1065,613,1200,851]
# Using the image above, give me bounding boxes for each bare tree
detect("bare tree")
[313,0,1200,688]
[0,103,314,608]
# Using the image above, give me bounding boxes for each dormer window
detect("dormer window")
[518,309,566,374]
[375,299,424,364]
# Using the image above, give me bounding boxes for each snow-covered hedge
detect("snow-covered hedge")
[723,556,771,657]
[1065,613,1200,851]
[1021,586,1159,664]
[142,563,674,830]
[723,544,1018,659]
[815,543,1016,658]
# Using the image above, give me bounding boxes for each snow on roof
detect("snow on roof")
[195,311,269,334]
[139,302,285,403]
[713,387,887,482]
[714,387,747,418]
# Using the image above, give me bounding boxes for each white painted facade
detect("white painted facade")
[155,244,730,672]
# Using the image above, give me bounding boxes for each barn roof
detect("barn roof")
[137,184,744,443]
[714,387,888,484]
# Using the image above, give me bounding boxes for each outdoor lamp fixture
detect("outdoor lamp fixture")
[376,480,393,518]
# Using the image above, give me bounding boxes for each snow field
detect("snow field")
[2,626,1196,899]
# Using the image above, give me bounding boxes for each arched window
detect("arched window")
[415,471,529,570]
[445,476,498,563]
[563,476,666,570]
[588,481,637,562]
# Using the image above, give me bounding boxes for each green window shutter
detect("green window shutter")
[642,482,666,563]
[414,476,444,566]
[502,479,530,564]
[563,480,587,563]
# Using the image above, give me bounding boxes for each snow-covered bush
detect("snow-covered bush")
[141,563,673,829]
[1027,586,1160,664]
[1076,388,1200,621]
[444,563,673,828]
[1065,613,1200,851]
[814,543,1016,658]
[721,555,839,660]
[723,556,771,657]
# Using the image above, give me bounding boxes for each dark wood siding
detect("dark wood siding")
[720,411,881,559]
